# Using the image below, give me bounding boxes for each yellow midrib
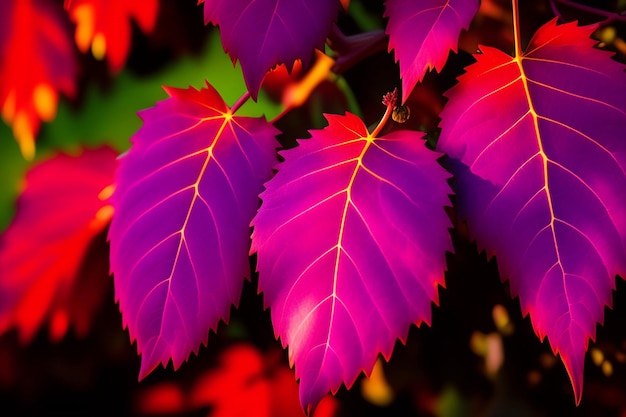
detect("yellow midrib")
[513,54,567,295]
[162,112,232,329]
[325,133,375,351]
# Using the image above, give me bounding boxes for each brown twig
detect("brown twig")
[550,0,626,24]
[327,25,388,74]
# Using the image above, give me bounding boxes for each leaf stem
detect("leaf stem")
[511,0,522,57]
[230,91,251,114]
[371,106,392,137]
[371,89,397,137]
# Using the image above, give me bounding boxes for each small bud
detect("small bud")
[382,88,398,108]
[392,105,410,123]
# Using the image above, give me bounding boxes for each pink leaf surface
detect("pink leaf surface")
[384,0,479,103]
[251,112,452,411]
[108,83,280,378]
[201,0,341,99]
[0,147,116,342]
[437,19,626,402]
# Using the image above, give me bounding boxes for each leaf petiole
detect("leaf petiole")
[230,91,252,114]
[512,0,522,56]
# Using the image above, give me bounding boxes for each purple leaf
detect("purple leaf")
[437,19,626,402]
[384,0,479,103]
[108,82,280,378]
[251,112,452,411]
[201,0,341,99]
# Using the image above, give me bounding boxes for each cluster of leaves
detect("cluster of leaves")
[1,0,626,414]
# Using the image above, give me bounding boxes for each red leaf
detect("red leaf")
[0,147,117,343]
[437,19,626,402]
[108,83,280,379]
[65,0,159,73]
[134,344,338,417]
[0,0,76,159]
[190,344,271,417]
[252,112,452,411]
[385,0,479,103]
[61,225,113,339]
[134,381,185,415]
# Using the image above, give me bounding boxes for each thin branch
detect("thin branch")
[327,25,388,74]
[549,0,561,19]
[550,0,626,24]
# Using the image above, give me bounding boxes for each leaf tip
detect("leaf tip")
[138,354,161,382]
[558,345,586,406]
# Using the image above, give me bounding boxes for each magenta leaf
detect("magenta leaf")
[108,82,280,378]
[201,0,340,99]
[437,19,626,402]
[384,0,479,103]
[251,112,452,411]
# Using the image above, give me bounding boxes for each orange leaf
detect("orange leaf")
[0,0,77,159]
[65,0,159,73]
